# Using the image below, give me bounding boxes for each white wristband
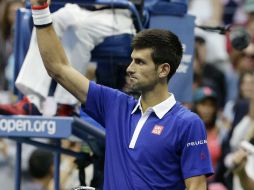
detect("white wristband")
[32,6,52,27]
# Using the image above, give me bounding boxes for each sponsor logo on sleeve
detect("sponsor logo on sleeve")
[186,140,207,147]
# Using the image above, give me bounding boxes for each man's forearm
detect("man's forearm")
[36,26,69,78]
[36,25,90,103]
[32,2,90,104]
[31,0,70,78]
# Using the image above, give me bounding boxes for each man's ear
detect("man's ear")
[158,63,170,79]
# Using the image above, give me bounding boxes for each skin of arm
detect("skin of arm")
[233,149,254,190]
[184,175,207,190]
[31,0,89,104]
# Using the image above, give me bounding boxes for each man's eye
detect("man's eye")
[136,60,144,65]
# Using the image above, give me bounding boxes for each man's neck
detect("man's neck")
[140,84,170,113]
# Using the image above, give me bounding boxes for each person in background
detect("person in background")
[192,86,228,190]
[242,0,254,40]
[223,71,254,128]
[193,36,227,108]
[22,149,53,190]
[189,0,229,66]
[1,0,24,90]
[225,88,254,190]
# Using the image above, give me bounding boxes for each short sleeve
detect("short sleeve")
[80,82,112,126]
[180,115,214,179]
[81,81,133,127]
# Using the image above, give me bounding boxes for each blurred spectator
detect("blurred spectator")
[223,71,254,127]
[225,92,254,190]
[57,140,89,190]
[224,44,254,130]
[219,67,254,190]
[226,0,254,72]
[242,0,254,39]
[223,0,246,25]
[237,43,254,73]
[19,141,94,190]
[193,36,227,108]
[22,149,53,190]
[230,90,254,151]
[189,0,229,66]
[1,0,23,90]
[192,86,227,190]
[189,0,237,111]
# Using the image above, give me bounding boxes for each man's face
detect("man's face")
[126,48,160,92]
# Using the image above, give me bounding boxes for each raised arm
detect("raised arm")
[31,0,89,104]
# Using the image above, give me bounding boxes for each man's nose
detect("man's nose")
[127,62,135,74]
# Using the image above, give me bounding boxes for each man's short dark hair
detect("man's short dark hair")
[131,29,183,81]
[29,149,53,179]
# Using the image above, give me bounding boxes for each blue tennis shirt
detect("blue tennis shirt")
[81,82,213,190]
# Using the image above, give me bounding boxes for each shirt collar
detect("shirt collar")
[131,94,176,119]
[131,97,142,114]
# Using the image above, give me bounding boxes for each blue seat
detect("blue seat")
[145,0,188,16]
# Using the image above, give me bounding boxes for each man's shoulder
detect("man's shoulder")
[172,102,200,121]
[171,104,206,139]
[88,81,136,104]
[170,103,203,130]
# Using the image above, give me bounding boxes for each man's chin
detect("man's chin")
[128,88,141,97]
[129,84,139,91]
[127,84,137,91]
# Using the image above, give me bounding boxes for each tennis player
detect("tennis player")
[30,0,214,189]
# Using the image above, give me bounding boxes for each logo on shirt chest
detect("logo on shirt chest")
[151,125,164,135]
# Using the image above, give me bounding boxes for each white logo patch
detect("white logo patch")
[186,140,207,147]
